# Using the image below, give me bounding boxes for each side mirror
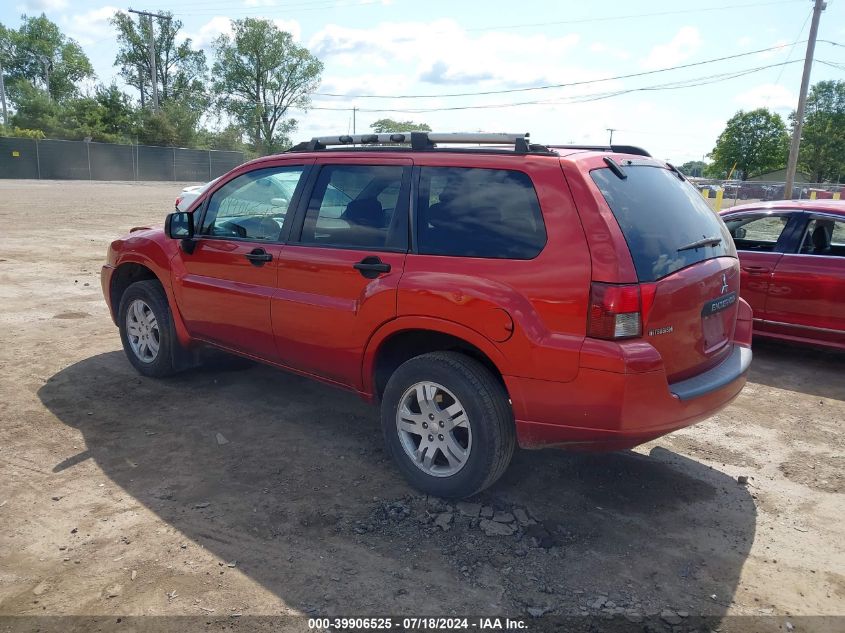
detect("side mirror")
[733,227,747,239]
[165,211,194,239]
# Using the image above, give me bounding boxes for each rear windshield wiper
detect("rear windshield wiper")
[677,236,722,252]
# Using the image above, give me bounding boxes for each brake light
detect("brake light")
[588,282,644,339]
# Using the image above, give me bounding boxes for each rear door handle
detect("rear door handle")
[245,247,273,266]
[742,265,770,273]
[353,256,391,278]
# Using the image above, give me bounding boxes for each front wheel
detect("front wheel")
[118,279,183,377]
[381,351,515,498]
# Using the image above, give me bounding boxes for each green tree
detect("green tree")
[0,14,94,103]
[194,125,248,152]
[212,18,323,154]
[111,11,208,112]
[709,109,789,180]
[94,83,139,141]
[678,160,708,177]
[370,118,431,133]
[8,80,63,134]
[794,80,845,183]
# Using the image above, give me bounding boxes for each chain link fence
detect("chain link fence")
[0,137,245,182]
[690,178,843,211]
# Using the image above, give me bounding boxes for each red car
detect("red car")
[721,200,845,350]
[101,132,752,498]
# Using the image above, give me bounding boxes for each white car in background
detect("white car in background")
[175,177,220,211]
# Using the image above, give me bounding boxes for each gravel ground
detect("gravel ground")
[0,180,842,632]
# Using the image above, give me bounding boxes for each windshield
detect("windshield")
[591,165,735,282]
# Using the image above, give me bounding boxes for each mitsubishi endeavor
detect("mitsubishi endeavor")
[101,132,753,498]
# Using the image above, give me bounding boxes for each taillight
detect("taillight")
[175,196,183,208]
[588,282,644,340]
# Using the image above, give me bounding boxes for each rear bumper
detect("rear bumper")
[508,342,752,451]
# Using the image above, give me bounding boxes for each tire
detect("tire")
[117,279,185,378]
[380,351,515,498]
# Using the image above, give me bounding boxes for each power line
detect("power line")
[302,58,809,114]
[770,5,813,91]
[785,0,826,198]
[173,0,399,16]
[314,40,840,100]
[463,0,805,33]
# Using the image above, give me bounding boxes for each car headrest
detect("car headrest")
[344,197,384,228]
[811,224,832,251]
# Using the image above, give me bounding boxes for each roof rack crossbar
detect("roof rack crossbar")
[303,132,530,149]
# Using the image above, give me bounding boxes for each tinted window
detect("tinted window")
[201,166,304,241]
[300,164,408,250]
[591,165,735,281]
[800,217,845,257]
[416,167,546,259]
[724,214,791,252]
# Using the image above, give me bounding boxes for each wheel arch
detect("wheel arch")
[110,261,160,321]
[110,253,192,347]
[363,318,510,402]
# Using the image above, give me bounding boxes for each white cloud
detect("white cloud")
[735,83,796,110]
[273,19,301,42]
[18,0,68,11]
[244,0,276,6]
[590,41,631,61]
[309,19,582,91]
[62,6,118,47]
[187,16,301,49]
[189,17,233,49]
[641,26,702,70]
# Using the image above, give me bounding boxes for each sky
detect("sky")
[2,0,845,163]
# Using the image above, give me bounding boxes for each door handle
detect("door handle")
[245,248,273,266]
[353,256,391,278]
[742,265,769,273]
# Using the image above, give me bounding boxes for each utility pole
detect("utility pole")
[138,65,145,109]
[39,55,51,100]
[353,107,357,134]
[0,57,8,127]
[128,8,171,113]
[784,0,826,199]
[607,128,616,145]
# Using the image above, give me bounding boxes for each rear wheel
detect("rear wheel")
[381,351,515,498]
[118,280,184,377]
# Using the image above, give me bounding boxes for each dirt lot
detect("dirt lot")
[0,180,842,632]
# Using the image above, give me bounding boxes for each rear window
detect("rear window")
[591,165,735,281]
[416,167,547,259]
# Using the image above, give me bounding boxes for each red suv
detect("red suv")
[101,132,753,498]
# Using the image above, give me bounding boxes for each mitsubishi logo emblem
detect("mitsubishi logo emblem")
[720,273,729,295]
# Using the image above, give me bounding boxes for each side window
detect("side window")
[725,214,790,252]
[299,164,409,250]
[799,217,845,256]
[416,167,547,259]
[200,166,305,241]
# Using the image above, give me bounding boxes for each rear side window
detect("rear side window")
[300,164,409,250]
[416,167,547,259]
[591,165,735,281]
[799,217,845,256]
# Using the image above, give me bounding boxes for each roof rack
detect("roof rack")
[286,133,651,158]
[547,144,652,157]
[289,132,533,152]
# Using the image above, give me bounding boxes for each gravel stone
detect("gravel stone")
[479,519,515,536]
